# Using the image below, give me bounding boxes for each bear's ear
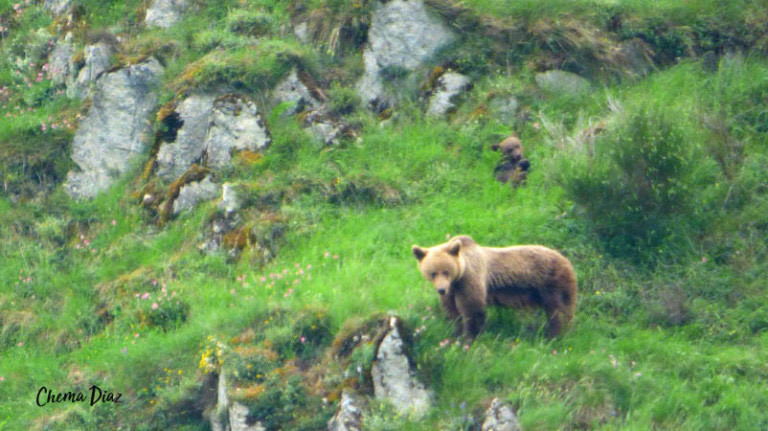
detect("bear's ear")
[447,239,461,256]
[412,246,427,261]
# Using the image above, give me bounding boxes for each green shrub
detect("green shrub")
[554,107,718,257]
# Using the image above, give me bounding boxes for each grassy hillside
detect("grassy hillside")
[1,0,768,430]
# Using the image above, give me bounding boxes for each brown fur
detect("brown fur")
[412,235,577,339]
[492,135,530,186]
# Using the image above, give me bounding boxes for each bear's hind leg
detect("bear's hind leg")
[544,306,568,338]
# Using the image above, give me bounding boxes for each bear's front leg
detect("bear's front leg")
[461,310,486,340]
[439,293,463,337]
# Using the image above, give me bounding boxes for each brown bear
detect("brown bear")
[491,135,530,186]
[412,235,577,339]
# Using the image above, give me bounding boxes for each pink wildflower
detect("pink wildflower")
[141,292,149,300]
[151,302,159,310]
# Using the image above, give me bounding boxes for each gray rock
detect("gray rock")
[44,0,71,16]
[535,70,590,96]
[172,176,218,215]
[426,71,471,117]
[229,402,266,431]
[156,95,216,180]
[145,0,188,28]
[371,316,431,417]
[204,96,271,169]
[272,69,322,115]
[218,183,241,214]
[327,390,364,431]
[358,0,455,108]
[294,22,311,45]
[481,399,522,431]
[69,42,114,99]
[210,371,230,431]
[64,59,164,200]
[488,95,519,125]
[49,34,74,86]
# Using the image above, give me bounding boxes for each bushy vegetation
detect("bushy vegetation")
[1,0,768,430]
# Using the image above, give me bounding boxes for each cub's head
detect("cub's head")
[412,239,464,296]
[491,135,523,162]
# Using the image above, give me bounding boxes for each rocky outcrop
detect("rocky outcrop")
[427,71,471,117]
[172,176,218,215]
[49,34,75,86]
[327,390,364,431]
[145,0,189,29]
[210,371,266,431]
[371,316,431,417]
[481,399,522,431]
[156,94,271,180]
[64,59,164,200]
[43,0,71,16]
[205,96,271,169]
[272,69,323,115]
[68,42,114,99]
[535,70,590,96]
[156,94,216,181]
[358,0,455,109]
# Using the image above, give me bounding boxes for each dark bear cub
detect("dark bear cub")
[412,235,577,339]
[491,135,530,186]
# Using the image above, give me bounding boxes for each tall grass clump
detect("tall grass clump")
[553,106,719,258]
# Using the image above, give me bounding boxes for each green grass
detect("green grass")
[1,0,768,430]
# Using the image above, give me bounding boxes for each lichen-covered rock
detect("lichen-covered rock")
[481,399,522,431]
[427,71,471,117]
[64,59,164,200]
[68,42,114,99]
[145,0,188,29]
[371,316,431,417]
[156,94,216,181]
[172,176,218,215]
[204,95,271,169]
[358,0,455,108]
[229,402,266,431]
[327,390,364,431]
[272,69,322,115]
[535,70,590,96]
[488,95,520,125]
[49,33,75,86]
[218,183,241,214]
[44,0,71,16]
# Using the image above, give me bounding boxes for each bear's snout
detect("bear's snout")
[437,288,447,295]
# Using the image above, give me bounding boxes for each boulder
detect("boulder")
[210,370,266,431]
[535,70,590,96]
[488,95,519,125]
[68,42,114,99]
[145,0,189,29]
[156,94,216,181]
[426,71,471,117]
[172,176,218,215]
[218,182,241,214]
[358,0,455,109]
[64,59,164,200]
[204,95,271,169]
[371,316,431,417]
[481,399,522,431]
[327,390,364,431]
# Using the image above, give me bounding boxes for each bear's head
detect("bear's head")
[412,239,464,296]
[491,135,523,162]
